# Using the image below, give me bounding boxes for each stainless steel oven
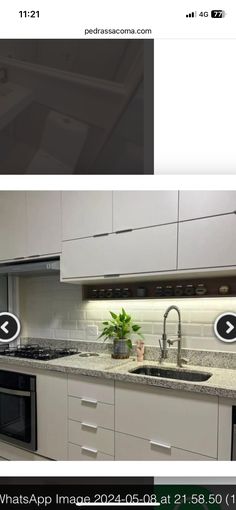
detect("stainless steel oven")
[0,369,37,451]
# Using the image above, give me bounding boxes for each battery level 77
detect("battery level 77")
[211,10,225,18]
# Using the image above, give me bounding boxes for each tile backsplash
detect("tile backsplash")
[19,275,236,352]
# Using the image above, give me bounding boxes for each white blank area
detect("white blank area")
[155,39,236,173]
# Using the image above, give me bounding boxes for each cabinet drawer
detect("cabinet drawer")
[68,443,114,461]
[69,420,114,455]
[68,375,114,404]
[115,433,214,460]
[68,397,114,430]
[115,382,218,458]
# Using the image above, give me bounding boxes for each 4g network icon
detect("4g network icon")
[186,10,226,19]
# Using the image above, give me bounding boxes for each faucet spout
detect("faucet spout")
[160,305,186,367]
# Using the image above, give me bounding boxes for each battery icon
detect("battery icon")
[211,10,225,18]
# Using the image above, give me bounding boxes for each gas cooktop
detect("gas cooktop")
[0,345,79,361]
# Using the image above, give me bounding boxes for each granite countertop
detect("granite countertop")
[0,351,235,400]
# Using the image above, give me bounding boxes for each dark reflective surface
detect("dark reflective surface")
[129,366,212,382]
[0,40,154,174]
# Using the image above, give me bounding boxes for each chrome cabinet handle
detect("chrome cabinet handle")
[81,446,98,455]
[81,422,98,431]
[81,398,98,406]
[150,440,171,450]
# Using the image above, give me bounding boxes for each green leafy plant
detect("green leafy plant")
[99,308,143,350]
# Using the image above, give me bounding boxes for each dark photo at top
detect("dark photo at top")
[0,40,154,174]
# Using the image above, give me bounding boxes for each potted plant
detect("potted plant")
[99,308,143,359]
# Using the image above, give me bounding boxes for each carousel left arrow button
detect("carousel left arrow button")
[0,313,21,343]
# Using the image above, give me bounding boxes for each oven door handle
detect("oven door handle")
[0,387,31,397]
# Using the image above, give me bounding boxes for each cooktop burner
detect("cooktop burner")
[0,345,79,361]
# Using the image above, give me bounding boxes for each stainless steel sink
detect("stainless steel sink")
[129,366,212,382]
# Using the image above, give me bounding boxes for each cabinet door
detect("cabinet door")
[115,382,218,458]
[62,191,113,240]
[37,371,68,460]
[113,191,178,231]
[178,214,236,269]
[26,192,61,257]
[61,223,177,280]
[0,191,27,261]
[179,191,236,221]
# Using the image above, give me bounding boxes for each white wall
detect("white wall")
[19,275,236,353]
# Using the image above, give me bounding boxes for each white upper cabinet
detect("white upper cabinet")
[178,214,236,269]
[62,191,113,240]
[61,223,177,280]
[26,192,61,257]
[179,191,236,221]
[113,191,178,231]
[0,192,27,261]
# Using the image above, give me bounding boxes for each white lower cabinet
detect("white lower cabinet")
[68,375,114,404]
[68,397,114,430]
[67,375,115,460]
[115,382,218,459]
[218,398,235,460]
[115,433,214,461]
[61,223,177,280]
[69,421,114,456]
[36,371,68,460]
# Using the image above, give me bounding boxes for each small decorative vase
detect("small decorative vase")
[112,339,130,359]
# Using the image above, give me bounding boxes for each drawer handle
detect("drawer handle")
[150,440,171,450]
[81,398,98,406]
[81,422,98,431]
[93,233,109,238]
[81,446,98,455]
[115,229,133,234]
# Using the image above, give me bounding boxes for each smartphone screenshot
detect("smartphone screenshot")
[0,0,235,505]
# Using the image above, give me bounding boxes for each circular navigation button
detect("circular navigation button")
[214,312,236,343]
[0,312,21,343]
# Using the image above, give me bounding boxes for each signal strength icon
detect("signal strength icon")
[186,11,197,18]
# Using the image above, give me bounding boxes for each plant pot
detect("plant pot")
[112,339,130,359]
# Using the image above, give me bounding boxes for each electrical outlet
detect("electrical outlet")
[86,325,99,338]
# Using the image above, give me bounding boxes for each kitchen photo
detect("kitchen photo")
[0,190,235,462]
[0,39,153,174]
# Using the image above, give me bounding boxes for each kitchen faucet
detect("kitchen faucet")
[0,67,7,84]
[159,305,188,367]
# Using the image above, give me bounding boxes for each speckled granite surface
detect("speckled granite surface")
[21,337,236,369]
[107,358,236,400]
[0,347,235,400]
